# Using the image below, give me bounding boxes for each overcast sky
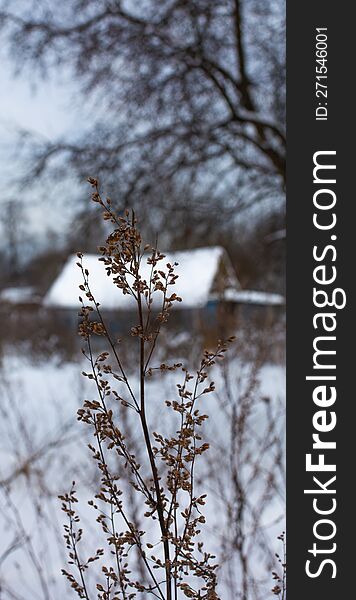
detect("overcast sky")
[0,56,84,247]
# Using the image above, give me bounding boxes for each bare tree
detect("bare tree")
[1,200,26,280]
[0,0,285,223]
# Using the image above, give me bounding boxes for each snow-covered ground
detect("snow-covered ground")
[0,351,285,600]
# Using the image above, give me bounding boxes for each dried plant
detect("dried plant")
[0,364,87,600]
[271,532,286,599]
[202,338,285,599]
[60,179,235,600]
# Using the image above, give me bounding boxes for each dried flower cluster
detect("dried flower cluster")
[60,179,235,600]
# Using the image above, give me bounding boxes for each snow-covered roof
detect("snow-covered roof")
[222,289,285,306]
[44,246,238,310]
[0,286,39,305]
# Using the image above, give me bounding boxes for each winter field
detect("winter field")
[0,1,286,598]
[0,345,285,600]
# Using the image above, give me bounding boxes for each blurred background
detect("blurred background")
[0,1,285,599]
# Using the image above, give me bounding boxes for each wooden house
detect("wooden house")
[43,246,285,338]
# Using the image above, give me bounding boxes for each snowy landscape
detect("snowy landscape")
[0,348,285,599]
[0,1,285,598]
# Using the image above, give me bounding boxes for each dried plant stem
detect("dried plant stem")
[137,267,172,600]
